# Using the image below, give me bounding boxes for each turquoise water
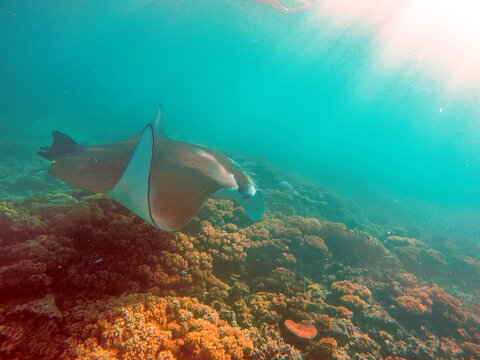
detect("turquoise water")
[1,3,480,359]
[1,0,479,234]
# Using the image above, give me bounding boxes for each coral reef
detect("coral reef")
[65,294,253,360]
[0,158,478,360]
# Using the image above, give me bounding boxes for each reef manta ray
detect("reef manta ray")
[38,108,264,231]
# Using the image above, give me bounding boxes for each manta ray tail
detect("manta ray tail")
[38,131,81,160]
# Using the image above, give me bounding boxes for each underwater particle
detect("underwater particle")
[284,319,318,340]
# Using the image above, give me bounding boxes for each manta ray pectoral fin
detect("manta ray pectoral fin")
[107,124,155,226]
[148,165,227,231]
[234,190,265,221]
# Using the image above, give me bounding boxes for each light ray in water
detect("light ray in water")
[253,0,313,13]
[311,0,480,94]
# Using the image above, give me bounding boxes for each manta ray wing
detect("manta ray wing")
[147,142,236,231]
[148,164,224,231]
[107,125,155,226]
[44,133,139,193]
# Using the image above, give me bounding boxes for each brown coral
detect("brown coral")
[319,222,388,265]
[304,337,338,360]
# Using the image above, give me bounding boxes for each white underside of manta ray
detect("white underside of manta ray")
[38,108,265,231]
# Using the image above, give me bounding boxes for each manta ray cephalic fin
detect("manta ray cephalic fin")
[153,105,168,139]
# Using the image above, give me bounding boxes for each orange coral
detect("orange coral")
[324,305,353,319]
[64,294,253,360]
[197,222,250,264]
[339,295,367,311]
[331,280,371,300]
[396,285,467,325]
[395,295,428,315]
[284,319,318,340]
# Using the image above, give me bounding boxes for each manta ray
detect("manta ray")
[38,109,264,231]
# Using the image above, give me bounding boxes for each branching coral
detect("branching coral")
[0,294,64,359]
[61,294,254,360]
[392,284,468,337]
[395,295,428,316]
[197,221,250,266]
[384,236,447,279]
[250,338,302,360]
[318,223,388,266]
[331,280,372,300]
[304,337,338,359]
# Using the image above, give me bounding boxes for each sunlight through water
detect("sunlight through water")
[313,0,480,94]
